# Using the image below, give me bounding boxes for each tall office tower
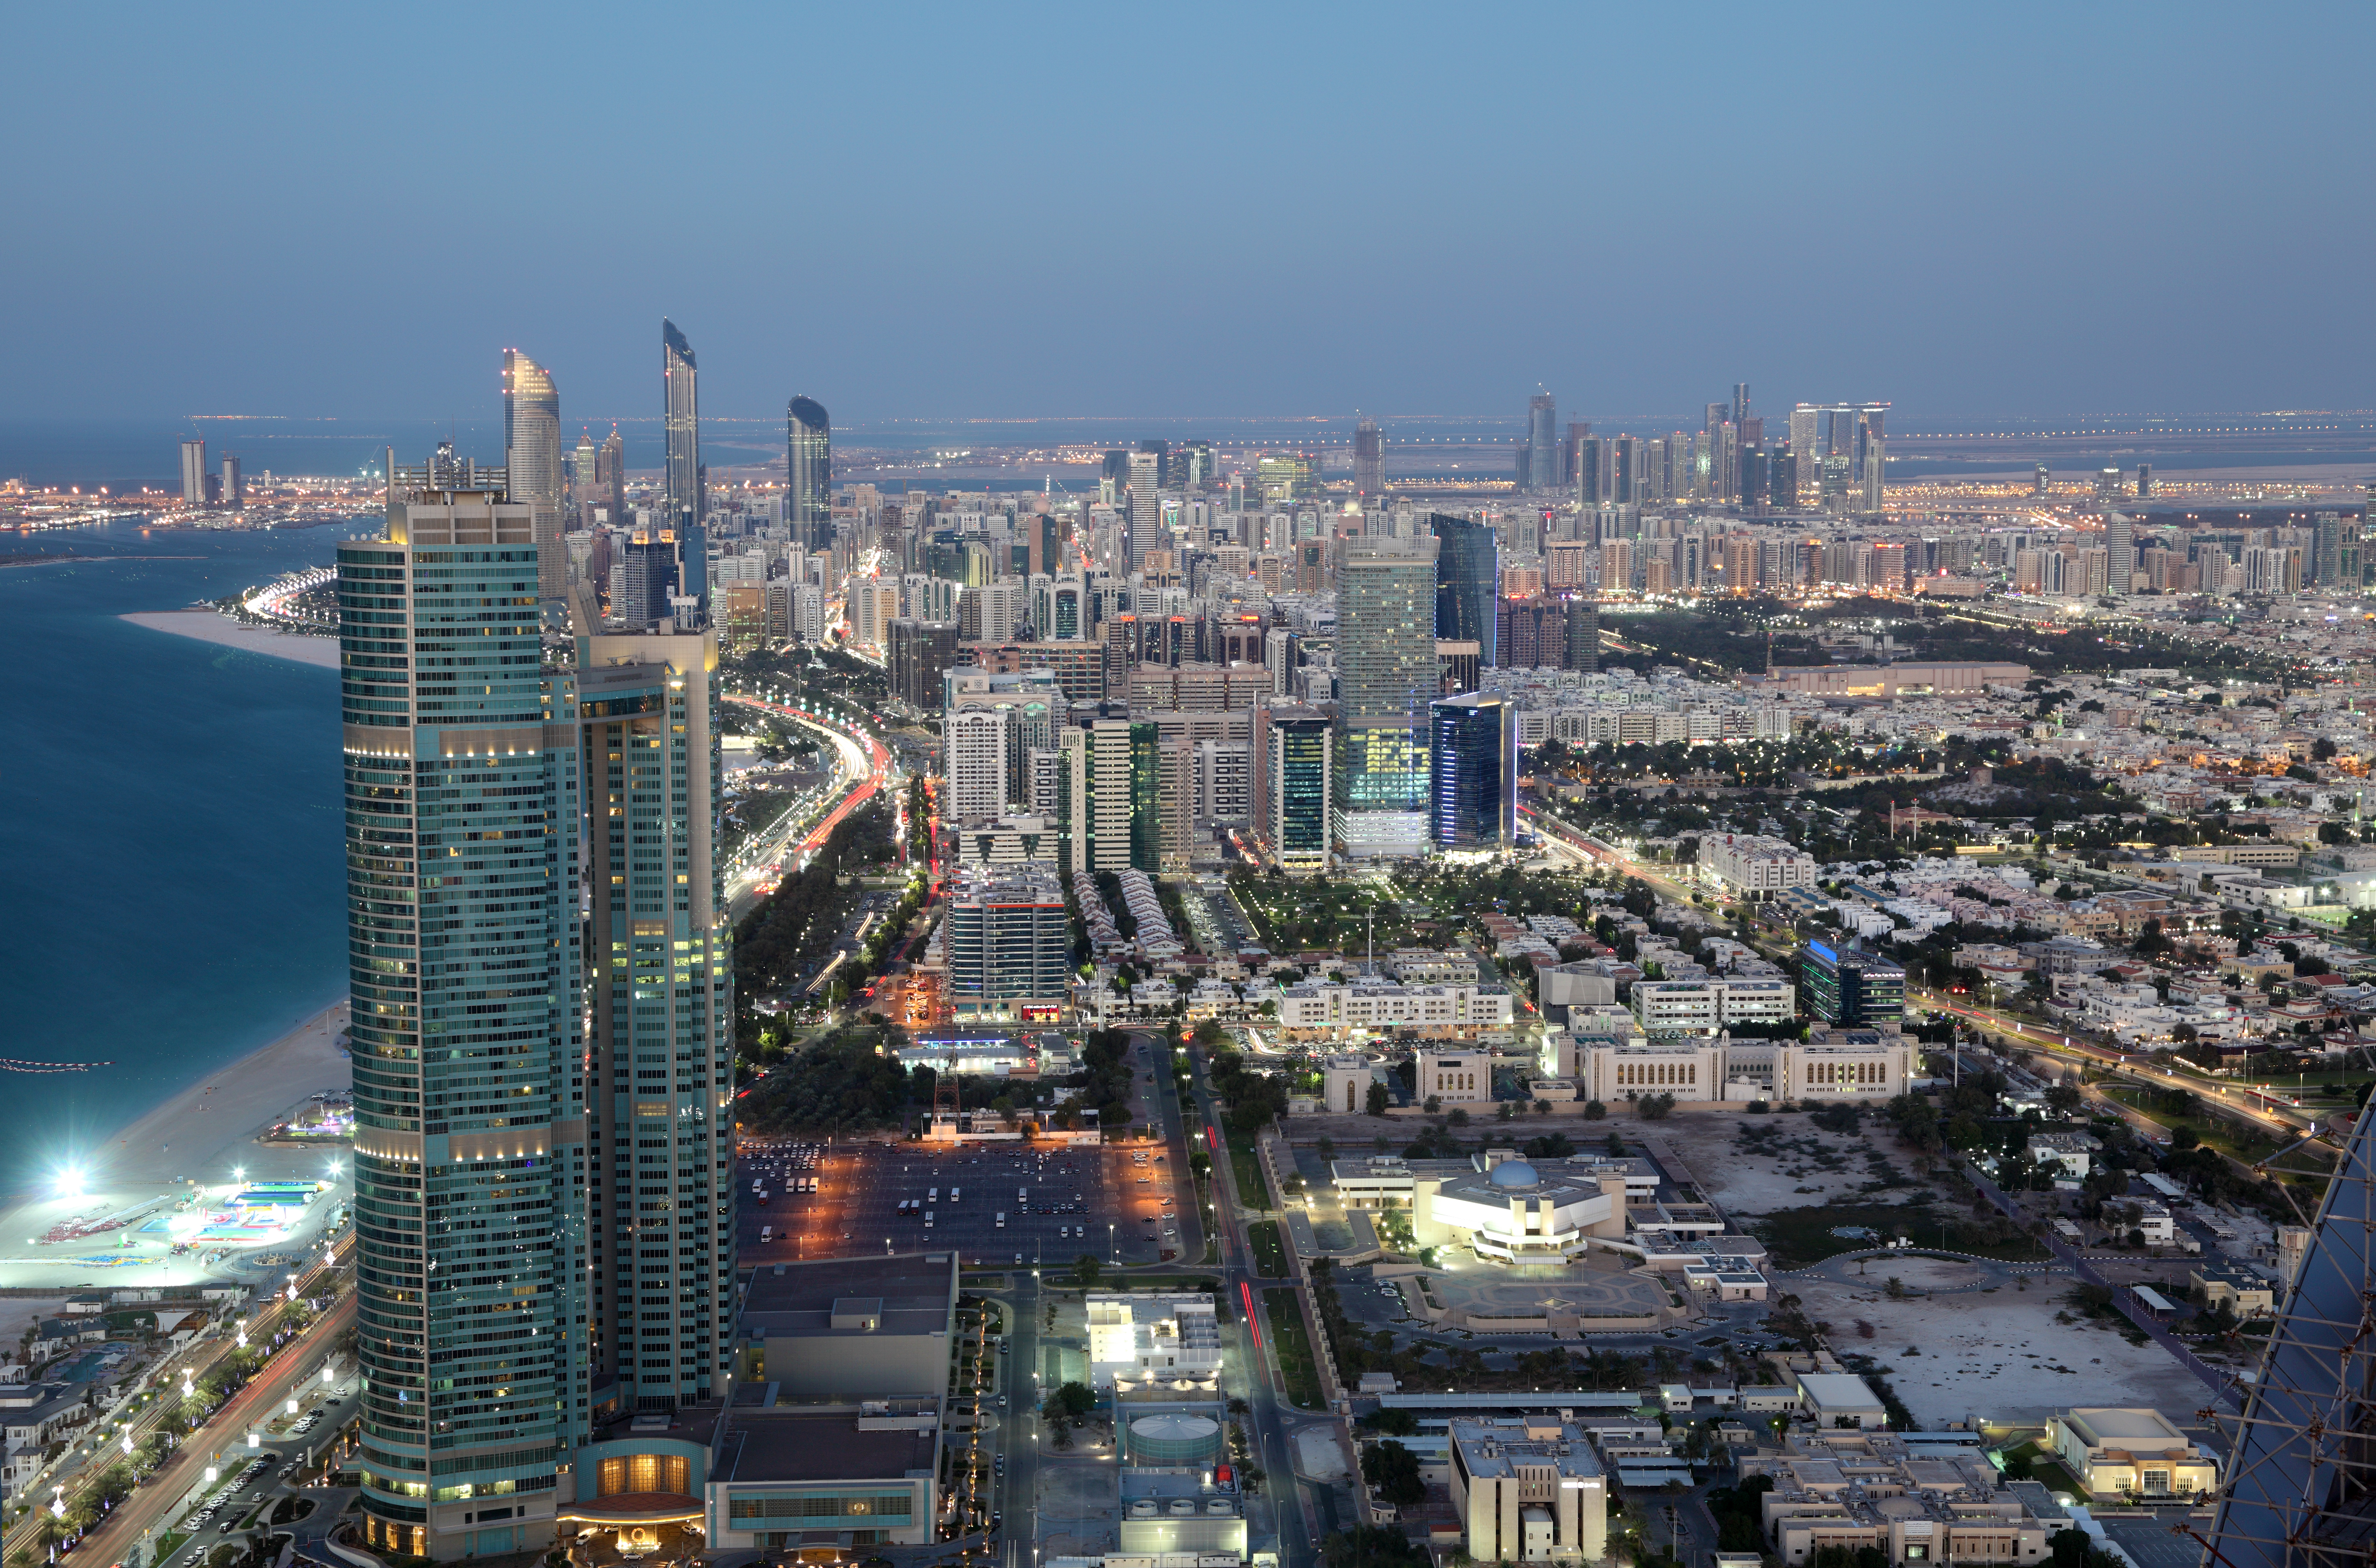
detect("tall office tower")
[615,531,678,628]
[219,453,244,507]
[2312,511,2343,588]
[1265,709,1333,877]
[337,461,589,1561]
[577,613,733,1424]
[2136,463,2154,499]
[2033,463,2051,498]
[2105,512,2135,596]
[786,395,832,553]
[889,618,960,711]
[661,319,700,524]
[1563,421,1590,489]
[1137,438,1171,490]
[1126,449,1160,576]
[1527,393,1557,494]
[1577,437,1608,505]
[598,428,627,523]
[1732,383,1750,431]
[1353,416,1383,498]
[1787,408,1820,507]
[1566,600,1599,673]
[1031,571,1087,640]
[179,438,207,504]
[1612,436,1639,504]
[503,349,565,600]
[572,432,600,528]
[1431,512,1499,667]
[1428,693,1515,851]
[1859,407,1887,512]
[944,706,1012,819]
[1337,534,1439,859]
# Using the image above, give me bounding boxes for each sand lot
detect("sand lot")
[1649,1112,1934,1221]
[1792,1255,2213,1426]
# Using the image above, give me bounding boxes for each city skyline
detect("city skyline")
[4,9,2370,425]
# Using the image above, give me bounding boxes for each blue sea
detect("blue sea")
[0,516,369,1193]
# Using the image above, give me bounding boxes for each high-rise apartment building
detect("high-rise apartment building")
[2105,512,2135,596]
[944,706,1012,820]
[1428,693,1514,851]
[1353,416,1383,498]
[1338,533,1439,858]
[1264,709,1333,877]
[661,319,700,523]
[598,428,627,524]
[180,438,207,505]
[1060,707,1158,874]
[786,395,831,553]
[337,462,591,1561]
[572,431,600,530]
[503,349,565,600]
[944,866,1070,1023]
[219,453,244,507]
[889,618,960,712]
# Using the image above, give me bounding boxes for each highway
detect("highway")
[33,1240,356,1568]
[721,694,896,922]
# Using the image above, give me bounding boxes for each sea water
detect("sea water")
[0,517,361,1192]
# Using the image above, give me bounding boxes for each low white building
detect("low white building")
[1275,983,1514,1043]
[1416,1049,1493,1104]
[1702,834,1818,898]
[1448,1417,1608,1564]
[1416,1156,1627,1264]
[1085,1294,1224,1390]
[1631,978,1796,1037]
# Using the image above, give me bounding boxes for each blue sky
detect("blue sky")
[5,3,2370,427]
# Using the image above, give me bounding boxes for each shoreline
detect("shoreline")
[121,608,341,669]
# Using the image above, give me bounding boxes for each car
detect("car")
[1014,1253,1023,1264]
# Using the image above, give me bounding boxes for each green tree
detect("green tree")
[1072,1254,1102,1289]
[1361,1439,1426,1506]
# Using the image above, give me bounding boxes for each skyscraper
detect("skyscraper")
[179,438,207,505]
[1527,393,1557,494]
[2105,511,2135,596]
[572,431,600,529]
[786,395,832,553]
[1353,416,1383,498]
[219,453,244,508]
[337,460,590,1561]
[661,319,700,524]
[575,615,734,1422]
[1266,710,1333,877]
[1337,533,1439,858]
[1126,448,1160,576]
[503,348,565,599]
[1430,511,1498,667]
[599,427,627,523]
[1428,692,1515,851]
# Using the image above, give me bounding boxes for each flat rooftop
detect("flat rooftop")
[739,1253,957,1342]
[715,1409,938,1485]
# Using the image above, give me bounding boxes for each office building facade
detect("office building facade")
[1432,512,1498,667]
[1800,942,1906,1026]
[180,438,208,505]
[944,865,1071,1023]
[1336,533,1439,858]
[786,395,831,553]
[662,319,700,524]
[1428,693,1514,851]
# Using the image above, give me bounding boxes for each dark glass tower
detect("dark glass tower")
[1430,511,1498,667]
[338,462,589,1561]
[786,395,831,553]
[1428,693,1513,850]
[661,319,700,524]
[1800,943,1906,1026]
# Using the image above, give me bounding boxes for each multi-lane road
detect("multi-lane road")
[721,694,896,921]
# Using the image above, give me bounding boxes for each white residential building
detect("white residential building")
[1702,833,1818,896]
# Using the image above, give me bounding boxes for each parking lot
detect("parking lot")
[733,1134,1191,1269]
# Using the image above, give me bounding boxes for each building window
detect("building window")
[597,1454,689,1496]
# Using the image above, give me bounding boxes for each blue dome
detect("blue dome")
[1489,1159,1539,1189]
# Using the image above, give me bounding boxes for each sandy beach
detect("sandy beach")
[0,1001,352,1286]
[121,609,340,670]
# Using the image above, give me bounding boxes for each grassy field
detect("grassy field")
[1247,1219,1288,1277]
[1264,1288,1326,1409]
[2101,1086,2330,1172]
[1754,1201,2048,1268]
[1230,1138,1272,1211]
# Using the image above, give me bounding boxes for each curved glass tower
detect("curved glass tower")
[662,319,700,524]
[786,395,831,553]
[502,349,563,600]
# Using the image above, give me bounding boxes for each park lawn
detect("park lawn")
[1230,1138,1272,1211]
[1754,1201,2047,1269]
[1264,1289,1326,1409]
[1247,1220,1288,1278]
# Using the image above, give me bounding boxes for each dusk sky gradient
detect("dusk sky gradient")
[6,3,2372,427]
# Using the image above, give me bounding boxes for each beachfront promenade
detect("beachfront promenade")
[18,1235,355,1568]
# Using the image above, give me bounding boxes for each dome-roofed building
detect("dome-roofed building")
[1420,1151,1626,1264]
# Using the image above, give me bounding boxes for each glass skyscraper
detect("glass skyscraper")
[1268,711,1333,876]
[661,319,700,524]
[502,349,564,601]
[339,462,589,1561]
[1428,692,1514,850]
[340,453,733,1560]
[1336,534,1438,858]
[1800,942,1906,1026]
[786,395,831,553]
[1430,511,1498,667]
[1527,393,1557,493]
